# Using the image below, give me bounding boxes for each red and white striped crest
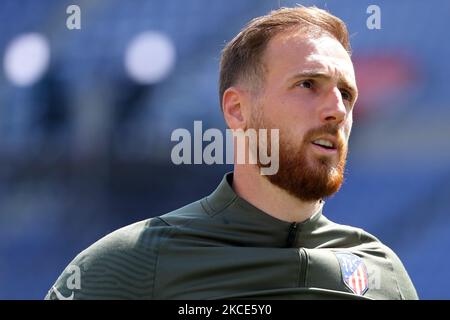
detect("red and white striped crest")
[335,252,369,296]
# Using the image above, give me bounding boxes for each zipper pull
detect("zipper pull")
[286,222,298,247]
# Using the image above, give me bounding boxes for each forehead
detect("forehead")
[263,29,356,85]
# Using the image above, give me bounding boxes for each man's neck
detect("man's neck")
[232,165,323,223]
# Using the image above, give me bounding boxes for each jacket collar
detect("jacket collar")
[204,172,325,247]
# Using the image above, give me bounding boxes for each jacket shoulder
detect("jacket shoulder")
[45,217,170,300]
[327,221,418,300]
[358,228,418,299]
[157,198,209,226]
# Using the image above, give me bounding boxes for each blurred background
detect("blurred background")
[0,0,449,299]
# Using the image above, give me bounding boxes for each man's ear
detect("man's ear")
[222,87,248,130]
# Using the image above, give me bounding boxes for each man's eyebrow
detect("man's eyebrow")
[289,70,358,98]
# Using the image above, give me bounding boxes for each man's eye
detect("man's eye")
[340,89,352,101]
[298,80,314,89]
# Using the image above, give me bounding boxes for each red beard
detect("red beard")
[253,114,348,201]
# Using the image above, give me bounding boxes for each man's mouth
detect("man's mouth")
[312,139,335,149]
[310,138,338,154]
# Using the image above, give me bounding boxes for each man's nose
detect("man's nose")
[319,87,347,125]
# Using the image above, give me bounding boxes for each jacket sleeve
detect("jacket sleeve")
[384,246,419,300]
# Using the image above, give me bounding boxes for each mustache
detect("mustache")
[303,123,346,150]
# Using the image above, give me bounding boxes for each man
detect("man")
[46,6,418,300]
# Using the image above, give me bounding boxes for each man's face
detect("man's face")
[249,30,358,201]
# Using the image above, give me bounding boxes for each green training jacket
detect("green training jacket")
[45,172,418,300]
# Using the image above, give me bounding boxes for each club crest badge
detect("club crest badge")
[335,251,369,296]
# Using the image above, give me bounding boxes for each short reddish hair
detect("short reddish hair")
[219,6,351,109]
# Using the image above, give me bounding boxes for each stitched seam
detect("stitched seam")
[206,194,239,217]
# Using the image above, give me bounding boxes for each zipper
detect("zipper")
[286,222,299,247]
[298,248,308,287]
[287,223,308,287]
